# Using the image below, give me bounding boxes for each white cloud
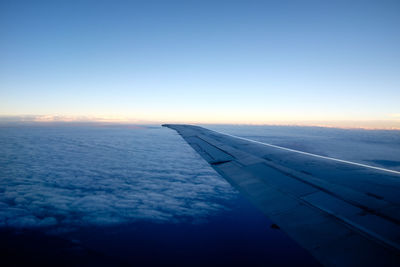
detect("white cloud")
[0,126,236,231]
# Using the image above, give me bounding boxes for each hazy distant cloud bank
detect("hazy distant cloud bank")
[0,126,236,231]
[0,115,151,124]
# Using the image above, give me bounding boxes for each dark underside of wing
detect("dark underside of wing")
[163,124,400,267]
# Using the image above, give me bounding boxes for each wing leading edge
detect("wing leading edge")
[163,124,400,266]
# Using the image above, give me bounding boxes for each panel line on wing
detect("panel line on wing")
[217,131,400,175]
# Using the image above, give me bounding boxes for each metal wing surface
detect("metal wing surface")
[163,124,400,266]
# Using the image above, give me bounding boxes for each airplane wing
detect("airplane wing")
[163,124,400,266]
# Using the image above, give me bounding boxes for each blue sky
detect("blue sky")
[1,0,399,127]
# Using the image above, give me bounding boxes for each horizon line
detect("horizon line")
[0,115,399,131]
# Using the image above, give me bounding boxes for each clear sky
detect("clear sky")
[1,0,399,128]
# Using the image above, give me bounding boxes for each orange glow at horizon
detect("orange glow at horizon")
[2,114,399,130]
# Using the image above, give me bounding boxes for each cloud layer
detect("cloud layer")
[0,125,236,230]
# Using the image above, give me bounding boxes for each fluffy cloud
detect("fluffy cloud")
[0,125,236,231]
